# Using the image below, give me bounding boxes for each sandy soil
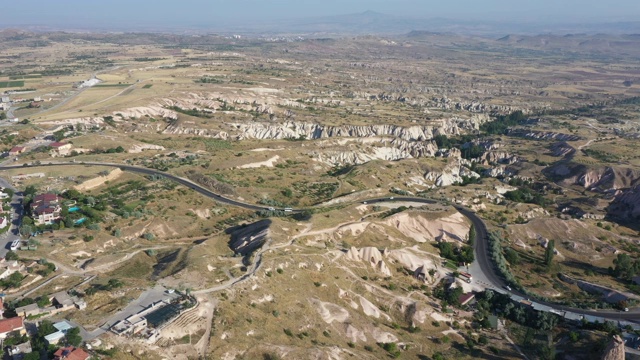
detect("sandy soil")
[238,155,280,169]
[74,168,123,191]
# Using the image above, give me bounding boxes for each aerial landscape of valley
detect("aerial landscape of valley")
[1,1,640,359]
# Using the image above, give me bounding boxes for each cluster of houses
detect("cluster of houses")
[16,291,87,318]
[7,141,74,159]
[0,298,89,360]
[15,291,86,320]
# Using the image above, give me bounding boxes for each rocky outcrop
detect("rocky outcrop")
[601,335,625,360]
[115,106,177,120]
[549,141,576,157]
[128,144,166,153]
[480,151,520,165]
[228,220,271,256]
[484,166,516,178]
[232,117,488,142]
[162,124,230,139]
[608,184,640,222]
[424,159,480,187]
[546,163,640,192]
[312,138,439,165]
[517,207,550,220]
[507,129,581,141]
[346,247,392,277]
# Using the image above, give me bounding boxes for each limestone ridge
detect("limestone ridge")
[230,117,489,141]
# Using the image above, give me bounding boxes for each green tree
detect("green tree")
[504,248,521,265]
[107,278,124,289]
[5,251,18,261]
[23,353,40,360]
[24,185,38,196]
[612,253,640,280]
[281,188,293,198]
[1,272,24,288]
[64,327,82,347]
[52,129,66,142]
[36,296,50,308]
[544,240,555,267]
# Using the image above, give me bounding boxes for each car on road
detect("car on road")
[362,201,367,204]
[267,207,275,211]
[9,239,20,251]
[284,208,293,212]
[504,285,512,291]
[625,307,629,312]
[389,197,394,200]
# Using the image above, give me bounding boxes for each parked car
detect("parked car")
[9,239,20,251]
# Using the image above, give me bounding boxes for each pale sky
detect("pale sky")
[3,0,639,29]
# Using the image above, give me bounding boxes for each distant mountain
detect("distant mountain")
[223,11,640,37]
[493,33,640,56]
[2,11,640,38]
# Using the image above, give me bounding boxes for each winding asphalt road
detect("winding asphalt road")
[2,161,640,323]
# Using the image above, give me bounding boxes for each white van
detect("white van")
[284,208,293,212]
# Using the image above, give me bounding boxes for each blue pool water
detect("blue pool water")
[74,218,86,225]
[68,206,80,212]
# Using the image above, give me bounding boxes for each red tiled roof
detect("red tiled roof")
[49,142,68,148]
[458,292,476,305]
[0,317,24,335]
[54,347,90,360]
[9,146,24,153]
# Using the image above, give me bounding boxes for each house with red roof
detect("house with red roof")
[31,193,62,225]
[53,346,90,360]
[0,317,25,339]
[8,146,25,156]
[49,142,73,157]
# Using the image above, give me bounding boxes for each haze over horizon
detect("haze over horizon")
[3,0,640,34]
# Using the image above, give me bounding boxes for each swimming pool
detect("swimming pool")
[68,206,80,212]
[74,218,86,225]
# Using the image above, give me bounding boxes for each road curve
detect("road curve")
[2,161,640,322]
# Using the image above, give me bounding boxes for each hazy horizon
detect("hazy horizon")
[3,0,640,34]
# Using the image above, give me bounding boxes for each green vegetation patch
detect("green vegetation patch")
[0,80,25,88]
